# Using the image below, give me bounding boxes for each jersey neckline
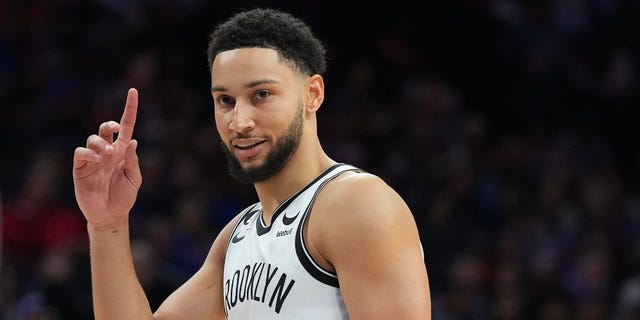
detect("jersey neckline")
[256,163,347,236]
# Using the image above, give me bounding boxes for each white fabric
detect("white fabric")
[223,164,358,319]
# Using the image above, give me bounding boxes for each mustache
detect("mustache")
[231,134,257,139]
[229,133,269,142]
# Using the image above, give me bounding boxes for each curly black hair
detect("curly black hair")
[206,8,327,77]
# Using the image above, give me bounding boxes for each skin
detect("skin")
[73,47,431,320]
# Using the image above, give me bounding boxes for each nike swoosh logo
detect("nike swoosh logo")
[282,210,300,226]
[231,207,260,244]
[231,233,245,243]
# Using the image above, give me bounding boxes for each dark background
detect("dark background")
[1,0,639,319]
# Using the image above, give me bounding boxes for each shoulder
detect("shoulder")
[306,169,431,318]
[318,170,411,221]
[310,169,419,255]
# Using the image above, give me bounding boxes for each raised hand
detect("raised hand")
[73,88,142,231]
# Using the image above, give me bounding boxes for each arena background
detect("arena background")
[1,0,639,319]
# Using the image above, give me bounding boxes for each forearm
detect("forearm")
[88,222,154,320]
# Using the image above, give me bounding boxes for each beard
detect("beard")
[221,106,303,184]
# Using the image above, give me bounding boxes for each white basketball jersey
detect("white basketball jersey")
[223,163,359,319]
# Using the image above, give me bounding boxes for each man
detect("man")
[72,8,431,319]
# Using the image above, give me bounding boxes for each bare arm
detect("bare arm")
[73,89,230,319]
[86,212,235,320]
[311,172,431,319]
[73,88,152,319]
[86,223,152,319]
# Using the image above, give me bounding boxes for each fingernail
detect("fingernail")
[105,145,114,152]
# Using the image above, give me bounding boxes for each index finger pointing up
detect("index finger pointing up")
[117,88,138,143]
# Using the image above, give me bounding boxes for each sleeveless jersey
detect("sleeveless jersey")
[223,163,359,319]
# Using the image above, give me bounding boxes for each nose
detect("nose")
[229,99,255,133]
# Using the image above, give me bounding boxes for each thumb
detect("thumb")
[124,139,142,187]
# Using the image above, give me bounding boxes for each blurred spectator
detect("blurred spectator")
[1,148,89,319]
[1,148,85,266]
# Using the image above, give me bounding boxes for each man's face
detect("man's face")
[211,48,305,184]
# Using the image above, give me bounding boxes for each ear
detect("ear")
[305,74,324,113]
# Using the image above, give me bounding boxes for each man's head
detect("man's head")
[207,8,326,78]
[207,9,327,184]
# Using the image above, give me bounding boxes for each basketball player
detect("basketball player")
[72,8,431,319]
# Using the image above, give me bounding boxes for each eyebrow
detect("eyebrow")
[210,79,279,92]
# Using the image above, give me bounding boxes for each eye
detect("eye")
[254,90,271,100]
[216,95,235,107]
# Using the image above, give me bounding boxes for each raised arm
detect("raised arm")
[310,172,432,319]
[73,88,153,319]
[73,88,230,320]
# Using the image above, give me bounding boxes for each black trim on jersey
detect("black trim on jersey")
[227,204,260,248]
[295,165,360,288]
[256,163,347,236]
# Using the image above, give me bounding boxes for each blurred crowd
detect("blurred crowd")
[1,0,639,319]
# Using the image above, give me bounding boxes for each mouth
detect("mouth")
[233,139,266,149]
[232,138,267,158]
